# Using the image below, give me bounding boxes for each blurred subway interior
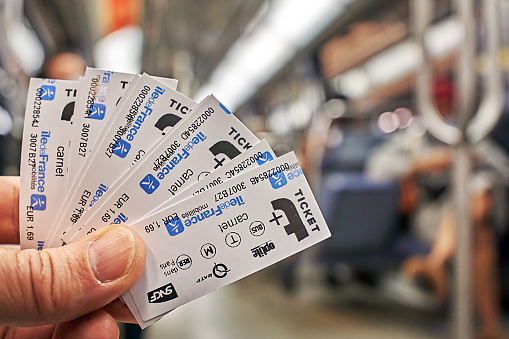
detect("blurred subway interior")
[3,0,509,338]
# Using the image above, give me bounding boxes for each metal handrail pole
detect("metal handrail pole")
[453,142,473,339]
[467,0,504,143]
[454,1,476,337]
[413,0,503,338]
[457,0,477,130]
[414,0,462,145]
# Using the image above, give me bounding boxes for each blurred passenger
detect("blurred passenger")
[366,76,509,339]
[40,51,86,80]
[299,98,382,193]
[321,117,382,174]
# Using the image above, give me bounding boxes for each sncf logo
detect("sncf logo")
[40,85,56,101]
[88,103,106,120]
[112,139,131,158]
[269,171,287,189]
[147,282,178,304]
[164,215,184,236]
[269,198,309,242]
[140,174,160,194]
[31,194,47,211]
[256,152,274,166]
[209,141,241,169]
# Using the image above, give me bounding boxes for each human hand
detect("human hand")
[0,176,146,338]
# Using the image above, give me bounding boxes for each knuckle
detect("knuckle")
[18,249,73,321]
[1,245,93,325]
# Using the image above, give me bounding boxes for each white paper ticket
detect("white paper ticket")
[51,75,143,239]
[55,74,180,227]
[116,141,275,327]
[63,95,260,242]
[150,139,275,215]
[47,74,195,247]
[124,152,330,321]
[59,71,140,221]
[66,139,272,242]
[64,73,179,187]
[19,78,77,249]
[66,68,152,185]
[122,291,167,328]
[59,74,142,205]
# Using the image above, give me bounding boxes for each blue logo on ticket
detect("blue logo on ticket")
[165,216,184,236]
[112,139,131,158]
[256,152,274,166]
[31,194,47,211]
[140,174,160,194]
[269,171,287,189]
[88,103,106,120]
[40,86,56,101]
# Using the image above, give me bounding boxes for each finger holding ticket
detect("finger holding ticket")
[18,70,332,332]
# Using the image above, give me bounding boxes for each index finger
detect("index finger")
[0,176,20,244]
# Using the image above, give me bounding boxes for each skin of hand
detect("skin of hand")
[0,176,146,338]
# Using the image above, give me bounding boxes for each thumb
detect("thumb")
[0,225,145,327]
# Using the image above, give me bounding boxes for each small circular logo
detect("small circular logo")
[200,243,216,259]
[212,263,230,278]
[225,232,241,248]
[176,254,192,270]
[249,221,265,237]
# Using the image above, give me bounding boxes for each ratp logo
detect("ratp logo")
[165,216,184,236]
[31,194,47,211]
[88,103,106,120]
[40,85,56,101]
[256,152,274,166]
[140,174,160,194]
[112,139,131,158]
[269,171,287,189]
